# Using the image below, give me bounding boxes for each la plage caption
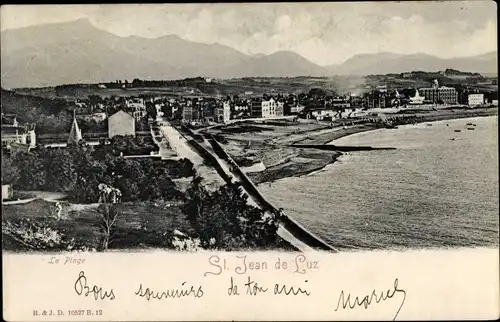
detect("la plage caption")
[48,256,86,265]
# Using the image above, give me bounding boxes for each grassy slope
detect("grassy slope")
[2,199,190,251]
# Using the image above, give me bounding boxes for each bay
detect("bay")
[259,116,499,251]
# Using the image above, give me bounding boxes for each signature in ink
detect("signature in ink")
[74,271,116,300]
[334,278,406,321]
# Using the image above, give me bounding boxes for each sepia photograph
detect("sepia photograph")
[1,3,498,320]
[1,2,498,255]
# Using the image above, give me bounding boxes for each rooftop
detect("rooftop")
[1,125,28,135]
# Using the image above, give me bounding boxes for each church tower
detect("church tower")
[68,111,83,144]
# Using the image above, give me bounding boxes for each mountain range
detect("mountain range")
[1,19,497,88]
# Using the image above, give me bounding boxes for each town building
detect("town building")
[364,91,388,109]
[304,108,338,121]
[68,113,83,144]
[126,98,147,120]
[419,79,458,104]
[349,95,363,108]
[126,97,145,110]
[289,104,305,115]
[215,107,225,123]
[376,85,388,93]
[327,97,351,109]
[133,110,146,121]
[390,90,403,107]
[2,114,18,127]
[222,101,231,123]
[108,110,135,138]
[261,98,277,118]
[250,99,263,118]
[340,107,361,119]
[182,105,194,121]
[276,101,285,117]
[2,184,12,201]
[408,89,425,105]
[468,93,484,107]
[234,104,249,111]
[1,121,36,151]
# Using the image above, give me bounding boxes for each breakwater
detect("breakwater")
[290,144,396,152]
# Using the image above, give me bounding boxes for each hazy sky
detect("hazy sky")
[1,2,497,66]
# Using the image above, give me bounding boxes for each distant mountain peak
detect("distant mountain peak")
[1,19,497,87]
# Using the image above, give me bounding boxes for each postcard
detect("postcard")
[1,2,499,321]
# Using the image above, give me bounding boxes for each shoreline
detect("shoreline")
[249,108,498,185]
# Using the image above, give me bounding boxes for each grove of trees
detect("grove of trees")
[183,176,279,250]
[2,142,194,203]
[1,88,73,134]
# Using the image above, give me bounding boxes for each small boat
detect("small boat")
[446,124,449,126]
[454,129,461,132]
[467,127,475,130]
[450,138,455,141]
[426,124,433,126]
[466,122,473,126]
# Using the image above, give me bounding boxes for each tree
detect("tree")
[309,88,327,98]
[1,155,20,186]
[14,151,46,190]
[182,180,279,250]
[183,175,208,233]
[146,101,157,119]
[97,184,121,251]
[44,148,76,192]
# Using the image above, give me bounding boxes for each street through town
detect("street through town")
[158,121,224,190]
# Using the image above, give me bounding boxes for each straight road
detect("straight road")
[159,121,204,165]
[158,121,224,189]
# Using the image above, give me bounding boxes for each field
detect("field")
[13,76,368,99]
[2,198,295,252]
[2,199,191,252]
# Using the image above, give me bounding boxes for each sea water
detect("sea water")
[259,116,499,251]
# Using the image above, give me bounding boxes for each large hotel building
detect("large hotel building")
[419,79,458,104]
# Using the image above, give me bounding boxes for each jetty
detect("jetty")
[290,144,396,152]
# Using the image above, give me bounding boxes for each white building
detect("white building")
[108,110,135,138]
[126,98,145,111]
[235,105,249,111]
[468,93,484,107]
[308,109,338,121]
[290,104,305,114]
[408,89,425,105]
[261,98,277,118]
